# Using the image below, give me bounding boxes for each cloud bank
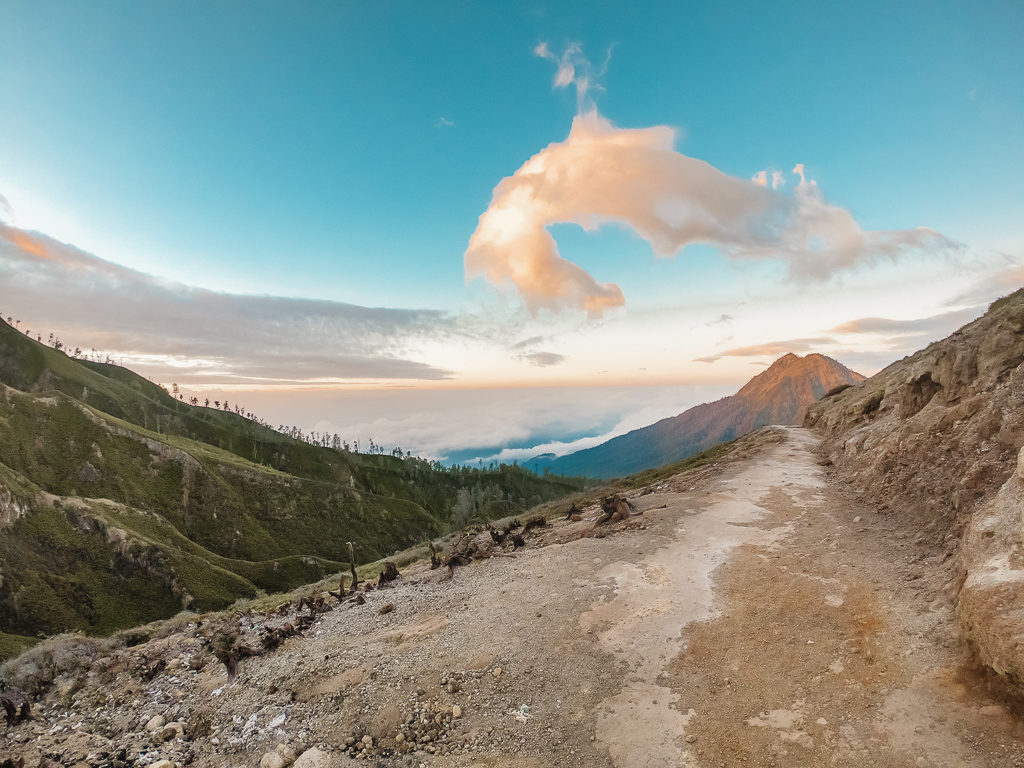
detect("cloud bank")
[0,222,453,384]
[465,44,955,315]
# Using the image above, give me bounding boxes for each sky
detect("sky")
[1,1,1022,462]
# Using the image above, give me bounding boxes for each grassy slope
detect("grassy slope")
[0,322,586,648]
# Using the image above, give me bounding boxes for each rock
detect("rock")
[361,735,373,747]
[260,745,297,768]
[275,744,298,763]
[960,448,1024,696]
[452,705,462,719]
[78,461,101,482]
[260,754,289,768]
[157,721,185,742]
[685,734,697,743]
[492,667,502,678]
[151,762,176,768]
[145,714,166,732]
[853,516,862,523]
[293,747,332,768]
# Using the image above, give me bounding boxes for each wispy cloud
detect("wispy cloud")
[434,116,455,129]
[829,307,983,338]
[522,351,565,367]
[0,222,453,384]
[944,262,1024,308]
[508,334,564,367]
[694,337,835,363]
[465,45,957,316]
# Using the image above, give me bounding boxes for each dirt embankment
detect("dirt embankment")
[4,427,1023,767]
[806,289,1024,695]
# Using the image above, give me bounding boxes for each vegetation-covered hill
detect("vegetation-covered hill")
[0,320,585,649]
[530,353,863,479]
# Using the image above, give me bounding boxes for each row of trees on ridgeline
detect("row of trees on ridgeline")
[3,314,116,364]
[0,313,517,470]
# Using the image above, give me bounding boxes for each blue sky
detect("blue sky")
[1,1,1022,460]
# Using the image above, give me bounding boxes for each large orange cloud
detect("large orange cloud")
[465,45,955,316]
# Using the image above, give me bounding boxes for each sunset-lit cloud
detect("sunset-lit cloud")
[694,336,837,364]
[465,45,957,316]
[829,308,981,336]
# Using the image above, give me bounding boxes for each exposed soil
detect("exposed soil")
[4,427,1023,767]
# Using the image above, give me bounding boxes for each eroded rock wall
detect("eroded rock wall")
[806,289,1024,692]
[959,446,1024,687]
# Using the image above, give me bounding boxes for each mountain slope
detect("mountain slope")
[535,353,863,479]
[0,320,585,645]
[806,288,1024,692]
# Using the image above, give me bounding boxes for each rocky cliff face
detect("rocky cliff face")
[806,288,1024,691]
[959,446,1024,689]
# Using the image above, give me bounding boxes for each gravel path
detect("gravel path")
[5,427,1024,767]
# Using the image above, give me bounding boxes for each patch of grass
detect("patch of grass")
[988,287,1024,315]
[0,631,38,662]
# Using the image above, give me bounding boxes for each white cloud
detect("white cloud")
[0,222,454,384]
[465,46,957,316]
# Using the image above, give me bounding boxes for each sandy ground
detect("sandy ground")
[6,426,1024,767]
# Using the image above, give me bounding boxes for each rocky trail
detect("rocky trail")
[4,427,1024,767]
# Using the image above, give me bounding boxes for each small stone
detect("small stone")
[157,722,185,742]
[293,748,331,768]
[452,705,462,719]
[260,753,289,768]
[145,714,167,732]
[685,734,697,743]
[395,733,405,743]
[275,744,298,763]
[362,735,373,747]
[853,516,862,523]
[379,603,395,615]
[492,667,502,678]
[151,762,176,768]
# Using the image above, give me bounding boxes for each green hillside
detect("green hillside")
[0,321,585,648]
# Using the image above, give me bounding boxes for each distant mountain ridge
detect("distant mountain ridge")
[531,353,864,479]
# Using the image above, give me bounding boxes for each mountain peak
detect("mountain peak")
[534,351,864,479]
[738,353,864,399]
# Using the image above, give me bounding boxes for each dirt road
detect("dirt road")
[6,427,1024,767]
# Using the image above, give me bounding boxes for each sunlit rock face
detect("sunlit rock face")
[807,288,1024,691]
[959,446,1024,688]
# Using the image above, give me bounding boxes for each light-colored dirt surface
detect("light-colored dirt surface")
[5,427,1024,767]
